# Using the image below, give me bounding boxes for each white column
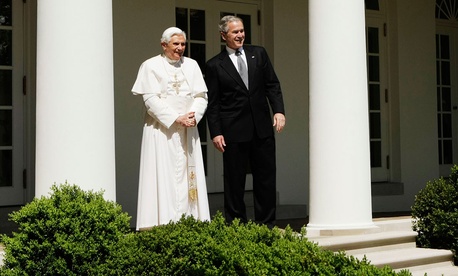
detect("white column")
[307,0,374,231]
[36,0,116,200]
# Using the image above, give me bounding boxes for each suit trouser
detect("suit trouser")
[223,135,276,225]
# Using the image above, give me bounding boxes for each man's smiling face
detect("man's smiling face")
[221,20,245,50]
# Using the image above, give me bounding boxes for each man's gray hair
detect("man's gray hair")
[161,27,186,43]
[219,15,243,33]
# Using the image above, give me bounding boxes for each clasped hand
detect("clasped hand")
[176,112,196,127]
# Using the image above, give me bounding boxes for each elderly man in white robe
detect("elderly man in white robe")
[132,27,210,230]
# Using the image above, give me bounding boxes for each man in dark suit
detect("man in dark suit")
[205,15,286,227]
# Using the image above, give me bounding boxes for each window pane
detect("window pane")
[0,70,12,105]
[443,114,452,138]
[0,0,12,26]
[370,141,382,167]
[442,87,451,112]
[438,114,442,138]
[436,60,440,85]
[367,27,379,54]
[443,140,453,164]
[0,150,12,187]
[436,1,447,19]
[190,43,205,72]
[190,9,205,41]
[365,0,379,11]
[437,87,441,111]
[441,61,450,85]
[440,35,450,59]
[176,8,188,35]
[436,35,440,59]
[0,30,12,66]
[370,113,381,139]
[368,56,380,82]
[0,110,12,146]
[369,84,380,110]
[438,141,443,164]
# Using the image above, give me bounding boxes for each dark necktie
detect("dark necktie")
[236,50,249,88]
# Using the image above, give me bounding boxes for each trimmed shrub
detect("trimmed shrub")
[0,183,131,275]
[0,183,410,275]
[101,214,410,275]
[412,164,458,263]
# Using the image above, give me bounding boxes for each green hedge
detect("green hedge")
[412,164,458,264]
[1,183,411,275]
[101,215,410,275]
[0,183,131,275]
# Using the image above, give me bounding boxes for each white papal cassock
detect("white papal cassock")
[132,54,210,230]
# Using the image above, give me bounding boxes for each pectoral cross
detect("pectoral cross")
[172,74,181,94]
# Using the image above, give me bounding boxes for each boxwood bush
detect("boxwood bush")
[412,164,458,264]
[0,183,131,275]
[1,183,411,275]
[101,215,410,275]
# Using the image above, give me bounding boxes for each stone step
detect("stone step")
[307,217,457,275]
[351,247,454,270]
[402,262,458,276]
[373,216,413,232]
[352,248,453,269]
[308,231,417,253]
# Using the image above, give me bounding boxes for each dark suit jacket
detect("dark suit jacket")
[205,45,285,143]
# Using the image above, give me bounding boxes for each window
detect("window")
[436,34,454,164]
[436,0,458,20]
[367,27,382,168]
[0,0,13,187]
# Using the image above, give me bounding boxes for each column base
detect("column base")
[306,222,378,237]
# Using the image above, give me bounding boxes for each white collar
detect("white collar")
[162,54,182,65]
[226,46,244,56]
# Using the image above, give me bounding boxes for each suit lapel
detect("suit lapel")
[219,50,249,92]
[245,46,256,91]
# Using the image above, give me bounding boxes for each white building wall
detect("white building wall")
[271,0,309,206]
[398,0,439,207]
